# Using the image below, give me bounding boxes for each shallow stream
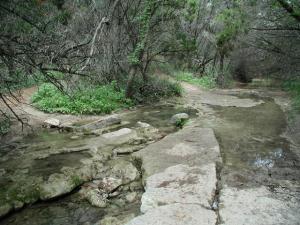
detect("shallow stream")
[0,104,197,225]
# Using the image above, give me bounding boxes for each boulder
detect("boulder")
[170,113,189,125]
[43,118,60,128]
[108,160,140,184]
[39,173,75,200]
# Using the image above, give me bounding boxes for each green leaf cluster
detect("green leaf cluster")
[31,82,133,114]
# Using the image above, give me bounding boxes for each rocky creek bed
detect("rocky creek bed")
[0,104,197,225]
[1,84,300,225]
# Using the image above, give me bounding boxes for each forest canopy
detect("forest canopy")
[0,0,299,126]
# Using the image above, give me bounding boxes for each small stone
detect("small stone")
[109,191,120,197]
[43,118,60,128]
[137,122,151,128]
[170,113,189,125]
[125,192,137,203]
[86,189,108,208]
[13,201,24,210]
[102,128,134,139]
[70,135,80,140]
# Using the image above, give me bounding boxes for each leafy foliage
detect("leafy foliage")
[31,83,133,114]
[176,71,216,89]
[128,76,182,103]
[175,118,188,129]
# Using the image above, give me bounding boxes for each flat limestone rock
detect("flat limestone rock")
[125,203,217,225]
[141,164,217,213]
[102,128,138,145]
[219,186,300,225]
[43,118,60,128]
[102,128,133,139]
[182,83,264,108]
[134,127,221,179]
[81,115,121,131]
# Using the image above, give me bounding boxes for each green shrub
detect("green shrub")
[175,118,188,129]
[176,71,216,89]
[283,79,300,112]
[31,83,133,115]
[129,76,182,103]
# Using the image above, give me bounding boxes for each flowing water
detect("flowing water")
[205,97,300,188]
[0,104,197,225]
[1,94,299,224]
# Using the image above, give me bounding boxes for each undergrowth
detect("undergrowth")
[31,82,133,114]
[175,71,216,89]
[128,76,182,103]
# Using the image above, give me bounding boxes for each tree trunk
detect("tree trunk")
[125,67,137,98]
[217,54,225,87]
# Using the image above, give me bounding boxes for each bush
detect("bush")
[129,76,182,103]
[283,79,300,112]
[176,71,216,89]
[31,82,133,114]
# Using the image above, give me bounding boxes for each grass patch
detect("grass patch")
[175,71,216,89]
[283,79,300,112]
[31,82,133,115]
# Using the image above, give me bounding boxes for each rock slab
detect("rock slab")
[125,203,217,225]
[141,164,217,213]
[219,186,300,225]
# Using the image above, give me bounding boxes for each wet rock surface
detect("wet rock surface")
[181,83,300,225]
[0,104,197,224]
[126,203,217,225]
[141,163,217,212]
[124,126,221,225]
[1,84,300,225]
[219,186,300,225]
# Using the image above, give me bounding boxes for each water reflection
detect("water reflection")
[253,148,284,169]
